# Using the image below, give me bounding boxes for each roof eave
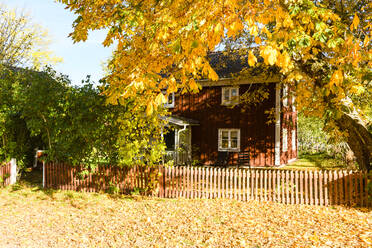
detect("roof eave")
[197,75,281,87]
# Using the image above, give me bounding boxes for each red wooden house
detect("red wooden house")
[163,52,297,167]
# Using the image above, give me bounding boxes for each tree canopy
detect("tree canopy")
[58,0,371,170]
[0,67,165,169]
[0,4,61,68]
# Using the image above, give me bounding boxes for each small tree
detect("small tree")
[0,4,61,68]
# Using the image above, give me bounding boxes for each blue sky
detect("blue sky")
[2,0,114,85]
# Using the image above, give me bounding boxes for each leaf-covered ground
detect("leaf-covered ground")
[0,176,371,248]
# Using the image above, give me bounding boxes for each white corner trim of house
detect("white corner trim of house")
[274,83,281,166]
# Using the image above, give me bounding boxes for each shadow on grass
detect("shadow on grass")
[288,153,347,170]
[8,168,57,199]
[302,153,345,170]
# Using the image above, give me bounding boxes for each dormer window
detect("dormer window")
[164,92,175,108]
[221,87,239,105]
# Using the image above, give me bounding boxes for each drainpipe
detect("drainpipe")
[176,124,188,165]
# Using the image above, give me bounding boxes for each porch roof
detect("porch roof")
[161,115,199,126]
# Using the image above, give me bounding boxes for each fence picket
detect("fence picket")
[268,170,272,202]
[325,171,329,206]
[359,171,363,206]
[339,170,344,205]
[309,171,313,205]
[242,169,246,201]
[319,171,323,206]
[272,170,276,203]
[255,170,259,201]
[217,168,221,199]
[332,170,337,205]
[213,168,216,199]
[247,170,251,200]
[285,170,292,204]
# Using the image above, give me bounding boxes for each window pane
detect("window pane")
[231,88,238,97]
[223,89,230,101]
[167,94,173,104]
[221,139,229,148]
[230,131,238,139]
[231,139,238,148]
[222,131,229,139]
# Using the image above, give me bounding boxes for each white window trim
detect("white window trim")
[282,128,288,152]
[283,85,288,107]
[218,128,240,152]
[221,87,239,106]
[292,130,296,151]
[164,92,175,108]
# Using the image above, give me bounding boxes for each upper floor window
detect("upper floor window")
[218,129,240,152]
[282,128,288,152]
[221,87,239,105]
[283,85,288,107]
[164,92,175,108]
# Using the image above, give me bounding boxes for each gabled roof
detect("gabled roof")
[208,50,280,79]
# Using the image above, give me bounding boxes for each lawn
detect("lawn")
[0,172,371,248]
[285,153,355,170]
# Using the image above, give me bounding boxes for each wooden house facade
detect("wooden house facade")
[164,52,297,167]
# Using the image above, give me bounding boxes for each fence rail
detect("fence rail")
[0,162,11,187]
[45,163,371,207]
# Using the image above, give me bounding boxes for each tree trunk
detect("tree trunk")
[335,112,372,171]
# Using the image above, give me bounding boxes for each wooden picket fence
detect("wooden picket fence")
[45,163,371,207]
[0,162,11,187]
[44,163,157,194]
[158,167,370,207]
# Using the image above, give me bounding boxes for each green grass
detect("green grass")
[285,153,356,170]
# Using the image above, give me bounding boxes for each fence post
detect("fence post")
[10,158,17,185]
[42,161,45,188]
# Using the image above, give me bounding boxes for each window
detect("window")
[282,128,288,152]
[164,92,175,108]
[292,130,296,151]
[221,87,239,105]
[283,85,288,107]
[218,129,240,151]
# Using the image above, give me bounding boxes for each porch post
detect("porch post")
[175,129,179,165]
[275,83,281,166]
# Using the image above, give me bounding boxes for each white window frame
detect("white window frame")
[283,85,288,107]
[282,128,288,152]
[218,128,240,152]
[221,87,239,106]
[292,130,296,151]
[164,92,175,108]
